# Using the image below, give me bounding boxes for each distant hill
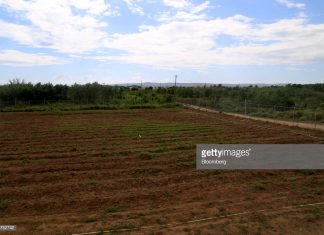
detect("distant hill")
[113,82,287,88]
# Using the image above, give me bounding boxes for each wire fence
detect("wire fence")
[1,98,323,124]
[181,98,324,124]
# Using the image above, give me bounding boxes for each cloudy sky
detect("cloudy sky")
[0,0,324,84]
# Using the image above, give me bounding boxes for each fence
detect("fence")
[1,98,323,124]
[181,98,324,124]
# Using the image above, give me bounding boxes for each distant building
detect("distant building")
[128,85,142,90]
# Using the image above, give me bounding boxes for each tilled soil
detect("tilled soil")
[0,108,323,235]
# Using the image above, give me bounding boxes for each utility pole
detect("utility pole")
[175,74,177,87]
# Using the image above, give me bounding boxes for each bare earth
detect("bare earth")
[0,108,323,235]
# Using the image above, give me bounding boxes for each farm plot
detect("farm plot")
[0,108,323,235]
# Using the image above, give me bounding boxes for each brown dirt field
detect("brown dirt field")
[0,108,323,235]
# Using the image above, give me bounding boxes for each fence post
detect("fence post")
[244,99,247,115]
[293,106,296,125]
[314,111,317,130]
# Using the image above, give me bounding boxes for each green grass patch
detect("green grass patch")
[138,151,154,160]
[98,152,113,158]
[254,182,267,191]
[105,207,119,213]
[149,145,166,153]
[216,207,228,216]
[82,217,97,223]
[127,212,145,219]
[0,102,180,113]
[118,150,130,156]
[0,199,10,210]
[305,207,323,222]
[299,170,317,176]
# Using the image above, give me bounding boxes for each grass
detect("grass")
[218,207,227,216]
[299,170,317,176]
[254,182,267,191]
[127,212,145,219]
[305,207,323,222]
[194,228,202,235]
[0,199,10,210]
[149,145,166,153]
[173,143,192,150]
[98,152,113,158]
[0,102,180,112]
[312,187,323,196]
[198,100,324,124]
[1,108,323,234]
[82,217,97,223]
[118,150,130,156]
[108,224,137,233]
[207,170,222,176]
[105,207,119,213]
[286,176,298,182]
[123,119,220,138]
[138,151,154,160]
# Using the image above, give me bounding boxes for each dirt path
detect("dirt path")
[183,103,324,132]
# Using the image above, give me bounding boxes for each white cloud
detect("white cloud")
[297,12,307,18]
[162,0,191,9]
[97,16,324,68]
[0,50,68,66]
[277,0,306,10]
[68,0,119,16]
[0,19,48,47]
[156,10,206,22]
[1,0,324,70]
[0,0,114,53]
[157,1,211,22]
[123,0,144,15]
[191,1,211,14]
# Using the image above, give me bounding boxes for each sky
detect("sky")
[0,0,324,85]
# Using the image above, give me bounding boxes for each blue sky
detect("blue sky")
[0,0,324,85]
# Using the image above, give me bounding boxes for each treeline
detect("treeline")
[167,84,324,110]
[0,80,323,110]
[0,79,125,103]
